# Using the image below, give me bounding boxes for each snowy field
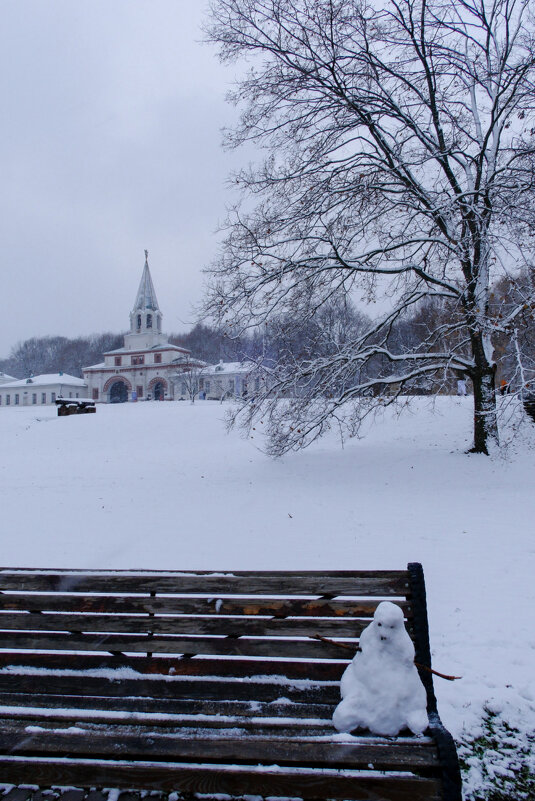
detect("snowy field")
[0,397,534,796]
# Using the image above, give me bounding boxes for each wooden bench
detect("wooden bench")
[0,564,461,801]
[55,398,96,416]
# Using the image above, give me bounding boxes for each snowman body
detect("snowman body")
[333,601,428,736]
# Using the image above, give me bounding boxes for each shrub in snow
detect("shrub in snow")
[333,601,428,736]
[458,707,535,801]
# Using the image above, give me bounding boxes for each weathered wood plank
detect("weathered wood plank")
[0,719,334,742]
[0,693,335,719]
[0,757,441,800]
[0,570,410,596]
[0,704,334,729]
[0,672,340,704]
[0,594,411,618]
[0,631,357,659]
[0,568,408,579]
[0,653,348,681]
[0,612,372,638]
[0,724,439,768]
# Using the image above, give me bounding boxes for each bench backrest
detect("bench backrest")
[0,566,435,703]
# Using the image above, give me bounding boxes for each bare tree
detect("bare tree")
[205,0,535,454]
[176,364,204,403]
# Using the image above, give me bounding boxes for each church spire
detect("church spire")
[133,249,160,312]
[127,250,164,345]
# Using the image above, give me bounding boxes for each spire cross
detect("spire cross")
[144,249,149,262]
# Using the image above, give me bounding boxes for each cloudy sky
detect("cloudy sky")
[1,1,248,356]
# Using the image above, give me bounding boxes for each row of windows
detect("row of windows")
[0,391,62,406]
[114,353,162,367]
[181,377,262,396]
[0,391,81,406]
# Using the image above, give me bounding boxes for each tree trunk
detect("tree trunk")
[470,334,499,453]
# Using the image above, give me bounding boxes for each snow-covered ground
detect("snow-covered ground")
[0,397,534,797]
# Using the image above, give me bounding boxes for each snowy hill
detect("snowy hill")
[1,397,533,798]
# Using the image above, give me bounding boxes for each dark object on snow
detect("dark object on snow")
[523,392,535,424]
[0,564,461,801]
[56,397,96,416]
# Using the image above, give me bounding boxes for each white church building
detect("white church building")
[83,252,203,402]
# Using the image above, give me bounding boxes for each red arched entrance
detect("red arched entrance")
[148,377,168,401]
[103,376,132,403]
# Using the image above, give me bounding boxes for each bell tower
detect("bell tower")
[124,251,167,350]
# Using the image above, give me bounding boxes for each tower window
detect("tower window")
[115,356,122,366]
[147,314,152,329]
[137,314,142,329]
[154,353,162,364]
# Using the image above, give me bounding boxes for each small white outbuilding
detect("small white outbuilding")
[0,373,88,408]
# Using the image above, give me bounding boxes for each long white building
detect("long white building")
[83,252,203,402]
[0,373,88,407]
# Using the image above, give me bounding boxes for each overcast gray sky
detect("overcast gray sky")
[1,1,246,356]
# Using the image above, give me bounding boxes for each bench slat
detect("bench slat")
[0,693,335,719]
[0,570,410,596]
[0,722,439,768]
[0,757,442,800]
[0,711,334,737]
[0,653,348,680]
[0,594,411,618]
[0,674,340,704]
[0,631,356,659]
[0,612,373,638]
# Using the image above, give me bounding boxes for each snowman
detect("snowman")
[332,601,429,736]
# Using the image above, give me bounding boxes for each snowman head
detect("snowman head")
[365,601,411,653]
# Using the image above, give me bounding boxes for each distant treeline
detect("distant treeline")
[0,325,256,380]
[1,271,532,391]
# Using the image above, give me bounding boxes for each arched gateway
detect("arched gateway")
[148,377,168,401]
[109,381,129,403]
[103,376,132,403]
